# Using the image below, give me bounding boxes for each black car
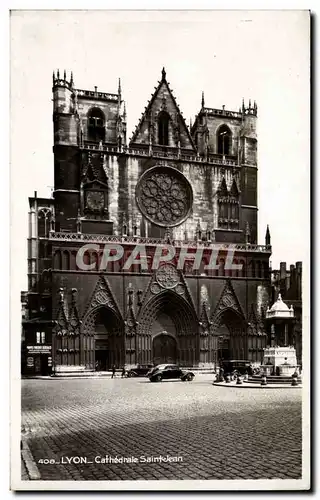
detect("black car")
[148,364,195,382]
[221,360,253,376]
[126,364,154,377]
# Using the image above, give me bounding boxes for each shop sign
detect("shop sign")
[27,345,51,354]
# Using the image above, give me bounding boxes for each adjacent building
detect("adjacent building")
[270,262,303,365]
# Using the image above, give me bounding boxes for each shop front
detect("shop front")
[25,344,52,375]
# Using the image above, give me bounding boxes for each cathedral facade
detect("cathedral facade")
[22,68,272,375]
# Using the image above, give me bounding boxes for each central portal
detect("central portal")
[138,290,198,367]
[151,312,177,365]
[153,333,177,365]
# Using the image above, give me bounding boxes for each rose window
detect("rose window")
[136,166,193,227]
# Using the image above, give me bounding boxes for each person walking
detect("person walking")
[111,364,116,379]
[121,367,126,378]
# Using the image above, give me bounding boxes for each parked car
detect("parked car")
[126,364,154,377]
[148,364,195,382]
[221,360,253,376]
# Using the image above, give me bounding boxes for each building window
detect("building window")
[158,111,170,146]
[217,125,232,156]
[87,108,105,142]
[217,177,239,230]
[36,331,46,344]
[38,208,52,238]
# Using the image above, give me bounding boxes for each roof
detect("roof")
[129,67,196,151]
[266,293,295,319]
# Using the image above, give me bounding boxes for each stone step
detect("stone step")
[247,376,301,385]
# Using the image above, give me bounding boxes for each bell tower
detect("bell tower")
[239,99,258,243]
[52,70,80,232]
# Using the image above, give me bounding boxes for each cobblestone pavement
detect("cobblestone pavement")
[21,375,302,481]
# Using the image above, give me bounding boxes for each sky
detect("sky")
[10,10,310,292]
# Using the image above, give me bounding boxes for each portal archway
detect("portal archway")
[213,308,247,362]
[138,291,198,367]
[82,306,124,370]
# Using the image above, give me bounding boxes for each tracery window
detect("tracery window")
[87,108,105,142]
[136,165,193,228]
[38,208,52,238]
[217,124,232,155]
[217,178,239,230]
[158,111,170,146]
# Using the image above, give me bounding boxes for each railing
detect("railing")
[75,88,118,101]
[80,143,238,166]
[49,232,272,253]
[203,107,242,119]
[83,143,118,153]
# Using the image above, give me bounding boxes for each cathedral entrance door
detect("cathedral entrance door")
[153,333,177,365]
[95,348,109,371]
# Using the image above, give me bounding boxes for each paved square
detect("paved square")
[21,375,302,481]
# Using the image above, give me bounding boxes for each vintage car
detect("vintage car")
[148,364,195,382]
[221,359,253,376]
[126,364,154,377]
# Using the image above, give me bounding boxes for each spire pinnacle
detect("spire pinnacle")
[63,69,66,80]
[161,67,166,80]
[70,71,74,87]
[123,101,127,120]
[118,77,121,96]
[265,224,271,246]
[201,91,205,108]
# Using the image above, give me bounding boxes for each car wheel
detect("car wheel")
[186,374,194,381]
[155,374,162,382]
[128,372,134,378]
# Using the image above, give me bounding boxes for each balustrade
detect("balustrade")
[49,231,271,253]
[80,143,237,166]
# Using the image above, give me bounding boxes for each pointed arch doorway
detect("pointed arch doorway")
[82,306,124,371]
[214,308,247,362]
[153,332,178,365]
[94,308,123,370]
[138,291,198,367]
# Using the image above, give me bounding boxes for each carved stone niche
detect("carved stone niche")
[200,328,210,337]
[126,348,136,354]
[125,328,136,338]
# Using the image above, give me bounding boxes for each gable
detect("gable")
[210,279,245,322]
[130,68,195,152]
[81,151,108,185]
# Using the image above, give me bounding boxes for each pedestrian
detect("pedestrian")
[121,367,126,378]
[111,364,116,379]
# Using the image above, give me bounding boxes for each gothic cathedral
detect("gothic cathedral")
[22,68,272,375]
